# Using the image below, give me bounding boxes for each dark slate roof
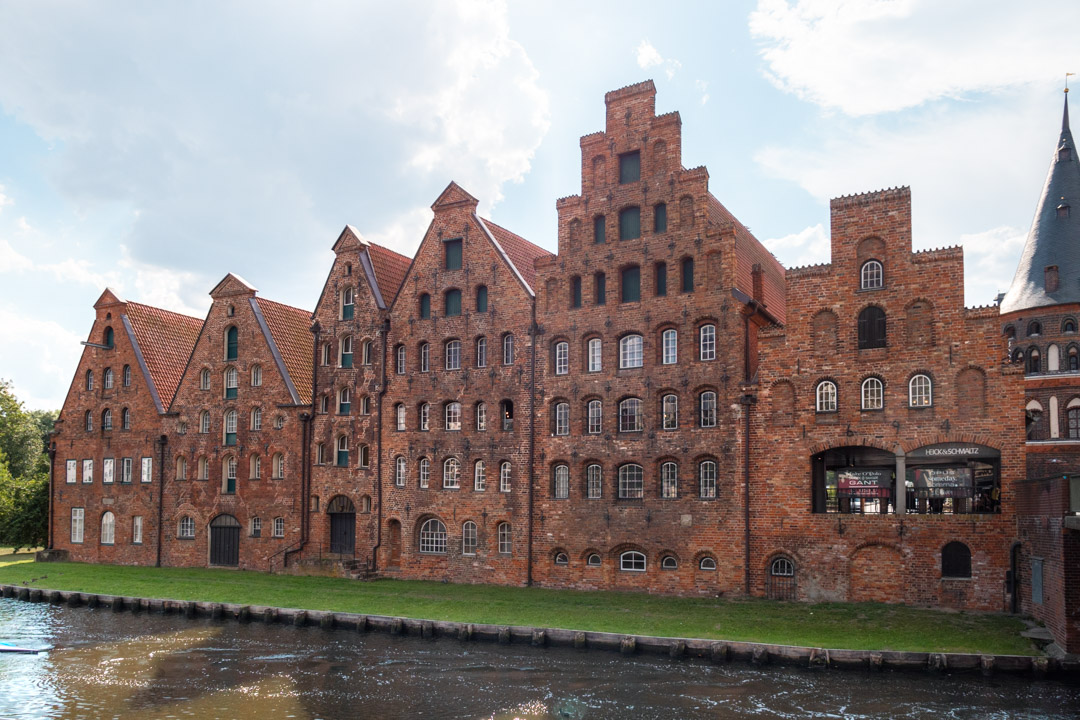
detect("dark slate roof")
[1000,93,1080,313]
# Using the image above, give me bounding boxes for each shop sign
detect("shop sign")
[838,468,892,498]
[907,443,998,460]
[912,467,973,498]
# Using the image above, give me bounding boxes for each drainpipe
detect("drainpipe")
[740,393,755,596]
[46,437,57,550]
[155,433,167,567]
[527,303,537,587]
[370,317,390,572]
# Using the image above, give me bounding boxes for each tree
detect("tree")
[0,381,56,550]
[0,380,42,481]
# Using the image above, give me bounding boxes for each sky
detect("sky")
[0,0,1077,410]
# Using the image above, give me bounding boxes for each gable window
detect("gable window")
[476,337,487,368]
[445,340,461,370]
[474,460,486,491]
[200,411,210,434]
[321,344,332,366]
[662,394,678,429]
[554,341,569,375]
[587,338,602,372]
[653,203,667,233]
[654,262,667,297]
[419,293,431,319]
[340,336,353,368]
[123,365,131,387]
[662,329,678,365]
[554,464,569,499]
[587,464,602,498]
[593,215,606,245]
[86,370,94,391]
[619,206,641,240]
[475,285,488,313]
[699,324,716,361]
[462,521,477,555]
[861,377,884,410]
[445,289,462,317]
[909,374,932,407]
[445,401,462,431]
[502,334,514,365]
[103,368,114,390]
[497,522,512,554]
[419,458,431,488]
[222,456,237,493]
[857,306,887,349]
[224,410,237,445]
[225,326,238,361]
[341,287,355,320]
[249,454,261,480]
[681,258,694,292]
[338,388,350,415]
[336,435,349,467]
[250,406,262,429]
[619,150,640,183]
[250,365,262,387]
[571,276,582,308]
[500,461,512,492]
[699,460,718,499]
[620,550,646,572]
[661,462,678,498]
[619,397,643,432]
[860,260,883,289]
[396,345,406,374]
[104,327,114,348]
[816,381,837,413]
[620,265,640,303]
[587,399,602,434]
[476,402,487,431]
[443,457,461,488]
[358,444,370,468]
[699,391,717,427]
[445,238,463,270]
[619,334,643,369]
[554,402,570,435]
[224,367,238,399]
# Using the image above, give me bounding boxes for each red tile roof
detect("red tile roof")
[124,302,204,409]
[706,196,786,324]
[366,242,412,305]
[480,217,554,292]
[255,297,314,404]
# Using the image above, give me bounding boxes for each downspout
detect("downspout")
[370,317,389,572]
[741,393,754,596]
[527,302,537,586]
[155,433,167,567]
[46,437,57,550]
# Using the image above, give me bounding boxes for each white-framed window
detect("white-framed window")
[699,556,717,571]
[445,402,462,431]
[661,555,678,570]
[71,508,84,543]
[587,399,602,434]
[662,394,678,429]
[861,259,883,290]
[909,374,932,407]
[224,367,238,398]
[316,443,326,464]
[396,404,406,430]
[476,402,487,431]
[699,324,716,361]
[587,553,602,567]
[588,338,602,372]
[462,521,477,555]
[554,552,570,565]
[619,334,643,369]
[84,411,92,432]
[224,409,237,445]
[336,436,349,467]
[123,365,132,387]
[85,369,93,391]
[121,408,131,430]
[198,457,208,480]
[497,522,511,554]
[66,459,77,484]
[174,456,185,480]
[661,461,678,498]
[554,464,569,499]
[618,463,644,499]
[251,406,262,430]
[555,341,569,375]
[500,461,512,492]
[699,391,717,428]
[362,340,374,366]
[275,415,284,429]
[358,444,370,468]
[251,517,262,537]
[103,457,115,484]
[273,453,284,478]
[587,464,602,498]
[82,459,93,484]
[662,329,678,365]
[474,460,486,491]
[502,334,514,365]
[339,335,353,368]
[419,457,431,489]
[132,516,143,545]
[445,340,461,370]
[200,410,211,434]
[273,517,285,538]
[341,286,355,319]
[699,460,717,499]
[396,345,406,374]
[321,343,331,366]
[104,367,114,389]
[100,511,115,545]
[619,397,643,432]
[178,516,195,538]
[420,342,430,372]
[102,408,113,431]
[122,457,133,483]
[816,381,837,413]
[395,456,407,486]
[476,337,487,368]
[443,457,460,488]
[554,402,570,435]
[861,377,884,410]
[420,518,447,554]
[420,402,430,431]
[251,365,262,387]
[620,550,646,572]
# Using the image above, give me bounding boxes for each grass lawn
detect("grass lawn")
[0,553,1037,655]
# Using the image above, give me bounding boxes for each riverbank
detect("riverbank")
[0,550,1037,656]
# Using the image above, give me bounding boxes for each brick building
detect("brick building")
[47,81,1080,651]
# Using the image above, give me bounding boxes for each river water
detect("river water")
[1,599,1078,719]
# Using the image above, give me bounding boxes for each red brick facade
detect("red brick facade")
[51,81,1080,646]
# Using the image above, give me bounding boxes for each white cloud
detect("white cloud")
[364,206,435,259]
[636,40,663,69]
[0,237,32,272]
[696,79,710,105]
[958,225,1026,308]
[0,305,84,410]
[0,186,12,214]
[750,0,1080,116]
[763,222,829,268]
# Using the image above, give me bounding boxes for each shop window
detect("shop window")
[941,542,971,578]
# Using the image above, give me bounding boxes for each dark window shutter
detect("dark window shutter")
[621,266,641,303]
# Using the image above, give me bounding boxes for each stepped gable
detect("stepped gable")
[707,195,786,324]
[123,302,203,410]
[366,241,411,305]
[1000,92,1080,313]
[476,216,553,293]
[254,297,314,404]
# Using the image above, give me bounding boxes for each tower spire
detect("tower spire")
[1065,73,1074,132]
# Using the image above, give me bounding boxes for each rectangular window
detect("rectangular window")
[662,329,677,365]
[593,216,605,245]
[571,277,582,308]
[681,258,695,292]
[71,508,84,544]
[555,343,569,375]
[445,238,463,270]
[82,459,93,484]
[251,517,262,537]
[587,465,602,499]
[595,273,606,305]
[141,457,153,483]
[618,207,640,241]
[121,457,133,483]
[700,325,716,361]
[132,516,143,545]
[588,339,602,372]
[66,459,77,484]
[103,458,114,484]
[619,151,640,184]
[653,203,667,233]
[620,266,640,303]
[654,262,667,297]
[273,517,285,538]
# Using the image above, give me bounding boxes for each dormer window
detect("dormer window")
[1059,146,1072,162]
[1058,203,1071,219]
[1046,265,1060,293]
[860,260,883,290]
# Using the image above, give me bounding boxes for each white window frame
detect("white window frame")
[699,324,716,361]
[555,341,569,375]
[82,459,93,484]
[474,460,486,491]
[251,365,262,387]
[497,522,512,554]
[502,334,514,365]
[476,337,487,368]
[103,458,115,484]
[122,457,133,483]
[662,394,678,430]
[100,511,115,545]
[861,377,884,410]
[395,456,407,486]
[662,329,677,365]
[179,516,195,539]
[619,334,644,369]
[554,464,569,499]
[273,517,285,538]
[396,345,406,374]
[700,391,717,428]
[909,374,933,407]
[200,411,211,434]
[71,508,84,543]
[66,459,77,484]
[419,458,431,489]
[587,399,602,434]
[619,397,643,432]
[554,402,570,435]
[251,406,262,430]
[443,457,460,488]
[587,464,602,498]
[699,460,718,499]
[476,402,487,431]
[420,518,447,554]
[445,340,461,370]
[420,402,430,431]
[816,381,837,413]
[588,338,602,372]
[132,515,143,545]
[620,550,646,572]
[499,461,512,492]
[420,342,430,372]
[396,404,406,431]
[462,521,477,555]
[445,402,462,431]
[861,260,883,290]
[618,463,644,499]
[661,461,678,498]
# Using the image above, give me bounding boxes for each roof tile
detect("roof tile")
[480,217,554,291]
[707,196,786,324]
[124,303,203,408]
[366,242,412,305]
[255,297,314,404]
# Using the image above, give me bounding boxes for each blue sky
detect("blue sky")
[1,0,1077,410]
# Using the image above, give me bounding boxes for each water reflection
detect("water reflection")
[1,598,1078,719]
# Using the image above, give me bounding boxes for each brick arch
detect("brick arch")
[848,543,905,603]
[856,236,885,261]
[609,542,648,559]
[812,309,838,355]
[806,438,896,456]
[904,298,935,348]
[655,548,681,566]
[769,380,796,427]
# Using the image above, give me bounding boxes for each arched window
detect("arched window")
[1028,320,1042,336]
[85,369,94,391]
[941,541,971,578]
[103,326,114,348]
[334,387,349,415]
[554,552,569,565]
[224,410,238,445]
[500,399,514,431]
[618,463,644,499]
[619,397,643,432]
[1027,347,1042,374]
[249,454,261,480]
[587,553,602,567]
[860,260,883,289]
[594,272,607,305]
[500,461,512,492]
[316,443,326,464]
[250,406,262,429]
[419,293,431,319]
[620,550,646,572]
[497,522,512,554]
[1070,347,1080,372]
[661,555,678,570]
[102,408,113,431]
[861,377,884,410]
[1064,319,1077,334]
[84,410,93,432]
[198,457,208,480]
[225,326,239,360]
[123,365,131,386]
[699,556,717,571]
[443,457,461,488]
[419,457,431,488]
[681,257,694,292]
[475,285,488,313]
[445,339,461,370]
[815,381,837,413]
[662,394,678,429]
[553,464,569,498]
[100,511,115,544]
[699,460,717,499]
[395,456,407,486]
[587,337,602,372]
[395,403,406,431]
[653,202,667,232]
[554,341,569,375]
[444,289,462,317]
[222,455,237,493]
[198,368,210,391]
[1067,402,1080,439]
[909,374,932,407]
[200,410,210,434]
[699,324,716,361]
[462,521,478,555]
[771,556,795,577]
[476,337,487,368]
[361,395,372,415]
[339,336,353,368]
[473,460,486,491]
[593,215,606,244]
[699,391,717,427]
[661,328,678,365]
[619,334,643,368]
[587,464,602,498]
[394,344,405,373]
[475,402,487,431]
[358,444,370,468]
[224,367,238,399]
[554,402,570,435]
[103,367,114,389]
[341,286,355,320]
[273,517,285,538]
[250,364,262,387]
[858,306,887,349]
[502,333,514,364]
[419,402,430,431]
[179,516,195,538]
[419,518,447,554]
[176,455,187,480]
[587,399,602,434]
[445,401,462,431]
[336,435,349,467]
[419,342,430,372]
[661,461,678,498]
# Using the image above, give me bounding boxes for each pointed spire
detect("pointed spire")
[1064,89,1070,133]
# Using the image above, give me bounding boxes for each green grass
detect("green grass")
[0,554,1037,655]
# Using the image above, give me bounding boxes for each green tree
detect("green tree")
[0,450,48,551]
[0,379,41,480]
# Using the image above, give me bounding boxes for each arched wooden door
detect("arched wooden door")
[387,520,401,567]
[209,514,240,567]
[327,495,356,555]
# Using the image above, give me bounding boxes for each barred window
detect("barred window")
[587,399,602,434]
[587,464,603,498]
[419,518,447,554]
[661,462,678,498]
[618,463,644,499]
[619,397,643,432]
[699,460,718,499]
[443,457,460,488]
[554,464,569,499]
